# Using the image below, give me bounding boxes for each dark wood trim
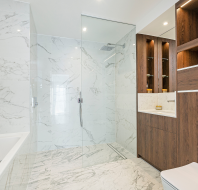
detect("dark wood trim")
[176,0,189,9]
[177,38,198,52]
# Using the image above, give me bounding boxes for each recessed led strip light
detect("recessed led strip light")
[104,53,116,62]
[181,0,191,7]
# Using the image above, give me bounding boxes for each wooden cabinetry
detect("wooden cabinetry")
[176,0,198,69]
[176,0,198,167]
[137,34,158,93]
[177,92,198,166]
[137,34,176,93]
[137,113,177,171]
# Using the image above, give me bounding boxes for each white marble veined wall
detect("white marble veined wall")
[37,35,82,152]
[115,28,137,156]
[37,35,117,151]
[0,0,37,189]
[82,41,116,146]
[0,0,30,133]
[138,92,176,111]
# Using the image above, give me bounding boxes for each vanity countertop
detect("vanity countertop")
[138,109,176,118]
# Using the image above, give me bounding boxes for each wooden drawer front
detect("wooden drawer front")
[149,114,177,134]
[178,67,198,91]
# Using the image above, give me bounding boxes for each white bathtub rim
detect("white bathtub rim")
[0,132,29,180]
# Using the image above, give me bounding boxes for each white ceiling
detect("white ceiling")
[139,5,175,39]
[19,0,164,39]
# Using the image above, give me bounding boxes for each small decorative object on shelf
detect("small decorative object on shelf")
[156,105,162,110]
[147,89,152,93]
[147,74,154,77]
[162,89,167,93]
[162,75,168,78]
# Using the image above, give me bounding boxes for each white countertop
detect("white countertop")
[138,109,176,118]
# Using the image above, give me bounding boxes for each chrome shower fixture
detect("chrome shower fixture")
[107,43,125,49]
[100,43,125,51]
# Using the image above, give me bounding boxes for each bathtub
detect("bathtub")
[0,132,29,180]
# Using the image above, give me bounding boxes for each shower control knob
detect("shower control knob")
[78,98,83,103]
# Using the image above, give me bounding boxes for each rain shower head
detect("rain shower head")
[100,46,115,51]
[100,43,125,51]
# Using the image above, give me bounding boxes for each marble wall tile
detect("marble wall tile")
[138,93,158,110]
[115,27,137,156]
[37,35,118,152]
[37,35,82,152]
[138,92,176,112]
[0,2,37,189]
[0,0,29,14]
[0,1,30,134]
[158,92,176,111]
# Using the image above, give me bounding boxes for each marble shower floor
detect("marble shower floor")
[27,143,163,190]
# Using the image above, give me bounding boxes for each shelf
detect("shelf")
[177,38,198,53]
[177,64,198,71]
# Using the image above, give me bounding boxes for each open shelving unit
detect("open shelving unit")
[146,40,155,92]
[162,42,169,91]
[177,0,198,70]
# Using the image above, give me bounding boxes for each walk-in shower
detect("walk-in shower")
[81,15,137,167]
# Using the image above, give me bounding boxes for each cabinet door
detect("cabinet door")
[137,113,146,157]
[152,127,177,170]
[178,92,198,166]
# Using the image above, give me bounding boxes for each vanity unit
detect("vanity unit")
[137,0,198,171]
[136,34,177,170]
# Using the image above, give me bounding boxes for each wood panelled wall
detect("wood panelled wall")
[137,34,158,93]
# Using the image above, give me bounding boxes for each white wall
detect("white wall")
[136,0,179,33]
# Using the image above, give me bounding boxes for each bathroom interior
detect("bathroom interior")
[0,0,198,189]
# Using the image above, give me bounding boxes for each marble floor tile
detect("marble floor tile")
[27,143,163,190]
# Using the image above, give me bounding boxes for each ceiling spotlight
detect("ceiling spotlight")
[17,29,21,32]
[163,22,168,26]
[133,44,135,46]
[181,0,191,7]
[83,27,87,32]
[75,47,78,49]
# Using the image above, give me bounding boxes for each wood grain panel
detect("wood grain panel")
[158,38,176,93]
[177,7,198,46]
[177,92,198,166]
[137,113,146,157]
[177,38,198,52]
[137,34,147,93]
[178,66,198,90]
[137,34,158,93]
[177,50,198,69]
[137,112,177,171]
